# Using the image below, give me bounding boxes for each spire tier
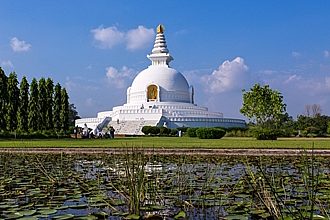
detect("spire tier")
[147,25,173,67]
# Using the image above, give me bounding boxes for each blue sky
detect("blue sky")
[1,1,330,119]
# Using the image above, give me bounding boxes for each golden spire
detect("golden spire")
[157,24,164,34]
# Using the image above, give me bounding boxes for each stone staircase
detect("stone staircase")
[107,120,159,135]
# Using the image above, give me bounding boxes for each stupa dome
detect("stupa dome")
[127,25,191,104]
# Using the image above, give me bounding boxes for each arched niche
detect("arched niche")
[147,84,158,102]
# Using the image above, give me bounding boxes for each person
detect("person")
[110,126,115,139]
[73,125,78,139]
[83,124,89,138]
[117,119,120,124]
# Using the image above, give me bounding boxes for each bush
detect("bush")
[177,127,188,132]
[142,126,153,135]
[170,128,178,136]
[225,127,251,137]
[149,126,160,135]
[196,128,226,139]
[187,127,199,137]
[160,127,171,136]
[251,127,278,140]
[142,126,160,136]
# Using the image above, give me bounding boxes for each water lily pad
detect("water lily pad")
[17,210,37,216]
[174,210,186,219]
[68,204,87,209]
[75,215,98,220]
[55,205,69,210]
[124,214,140,220]
[225,215,249,220]
[19,217,38,220]
[38,209,57,215]
[93,211,108,218]
[53,214,75,220]
[4,212,24,219]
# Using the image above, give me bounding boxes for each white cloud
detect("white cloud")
[126,26,155,50]
[91,25,154,51]
[291,51,301,58]
[0,60,14,69]
[326,77,330,89]
[10,37,31,52]
[324,50,329,58]
[284,74,301,84]
[91,26,124,49]
[202,57,248,93]
[106,66,135,88]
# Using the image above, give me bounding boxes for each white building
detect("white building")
[76,25,246,135]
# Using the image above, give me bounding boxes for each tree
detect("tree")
[305,104,322,117]
[296,114,330,136]
[6,72,20,131]
[60,88,69,133]
[0,67,8,131]
[38,78,47,130]
[28,78,40,131]
[68,103,80,126]
[45,78,54,130]
[17,76,29,132]
[327,122,330,135]
[240,84,286,128]
[53,83,62,131]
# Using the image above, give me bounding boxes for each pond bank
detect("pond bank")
[1,147,330,156]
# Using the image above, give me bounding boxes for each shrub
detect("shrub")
[142,126,153,135]
[187,127,199,137]
[196,128,226,139]
[251,127,278,140]
[170,128,178,136]
[160,127,171,136]
[149,126,160,135]
[177,127,188,132]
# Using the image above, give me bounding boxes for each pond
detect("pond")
[1,152,330,219]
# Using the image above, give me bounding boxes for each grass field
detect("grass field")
[0,136,330,149]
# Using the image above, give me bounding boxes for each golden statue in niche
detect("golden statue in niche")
[147,85,158,101]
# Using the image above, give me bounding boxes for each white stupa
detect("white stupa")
[76,25,245,135]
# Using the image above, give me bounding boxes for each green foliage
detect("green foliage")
[0,68,74,136]
[60,88,69,133]
[38,78,47,130]
[149,126,160,135]
[45,78,54,130]
[225,127,251,137]
[141,126,152,135]
[53,83,62,131]
[6,72,20,131]
[328,122,330,135]
[177,127,188,132]
[296,115,330,137]
[69,103,80,126]
[28,78,40,131]
[170,128,178,136]
[251,127,278,140]
[17,76,29,132]
[186,127,199,137]
[0,67,8,131]
[159,126,171,136]
[141,126,163,136]
[240,84,286,128]
[196,128,226,139]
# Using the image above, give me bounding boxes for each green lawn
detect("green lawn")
[0,137,330,149]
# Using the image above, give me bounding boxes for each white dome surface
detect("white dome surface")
[130,65,189,93]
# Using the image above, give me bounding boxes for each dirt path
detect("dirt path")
[1,148,330,156]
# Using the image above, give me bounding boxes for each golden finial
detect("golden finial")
[157,24,164,34]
